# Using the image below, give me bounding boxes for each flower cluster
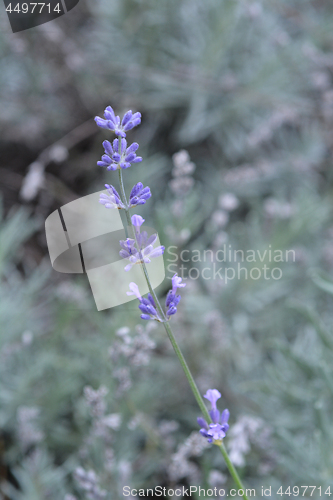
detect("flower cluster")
[197,389,230,445]
[129,182,151,207]
[99,182,151,210]
[168,431,210,483]
[74,467,106,500]
[119,215,164,271]
[95,106,185,321]
[99,184,125,209]
[108,324,156,367]
[126,273,186,321]
[17,406,44,451]
[165,273,186,317]
[95,106,141,138]
[97,138,142,171]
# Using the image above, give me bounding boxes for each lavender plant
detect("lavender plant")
[95,106,249,498]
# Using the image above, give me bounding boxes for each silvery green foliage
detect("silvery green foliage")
[2,161,333,497]
[2,158,333,497]
[2,1,333,498]
[0,0,329,154]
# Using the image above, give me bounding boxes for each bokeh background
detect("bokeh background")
[1,0,333,498]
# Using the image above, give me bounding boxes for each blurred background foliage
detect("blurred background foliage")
[1,0,333,498]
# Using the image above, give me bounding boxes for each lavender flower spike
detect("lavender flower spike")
[97,138,142,171]
[198,389,229,445]
[99,184,125,210]
[95,105,141,138]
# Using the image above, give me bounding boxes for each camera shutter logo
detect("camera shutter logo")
[45,190,165,311]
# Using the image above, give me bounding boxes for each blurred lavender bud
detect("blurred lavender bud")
[48,145,68,163]
[212,210,229,228]
[20,161,45,201]
[219,193,239,211]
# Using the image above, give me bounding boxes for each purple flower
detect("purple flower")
[171,274,186,295]
[99,184,125,209]
[127,273,185,321]
[119,238,139,271]
[127,282,142,301]
[131,214,145,230]
[129,183,151,208]
[119,236,165,271]
[198,389,229,445]
[119,217,165,271]
[204,389,221,409]
[121,110,142,133]
[97,138,142,171]
[164,273,186,318]
[126,283,162,321]
[138,294,160,321]
[95,106,141,138]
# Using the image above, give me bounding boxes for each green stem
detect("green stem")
[118,169,167,321]
[219,442,248,496]
[117,168,249,500]
[163,319,210,420]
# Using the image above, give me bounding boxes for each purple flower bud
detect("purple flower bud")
[209,408,220,424]
[165,290,175,307]
[121,110,133,126]
[172,274,186,295]
[130,182,143,198]
[199,428,210,438]
[113,138,119,151]
[103,140,114,156]
[139,301,158,317]
[123,112,142,131]
[204,389,221,410]
[221,408,230,428]
[167,305,177,316]
[120,138,127,154]
[197,417,209,430]
[147,293,156,307]
[126,282,142,301]
[126,142,139,154]
[94,117,109,129]
[125,153,136,163]
[104,106,117,124]
[146,246,165,259]
[146,234,157,246]
[131,214,145,228]
[112,152,121,162]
